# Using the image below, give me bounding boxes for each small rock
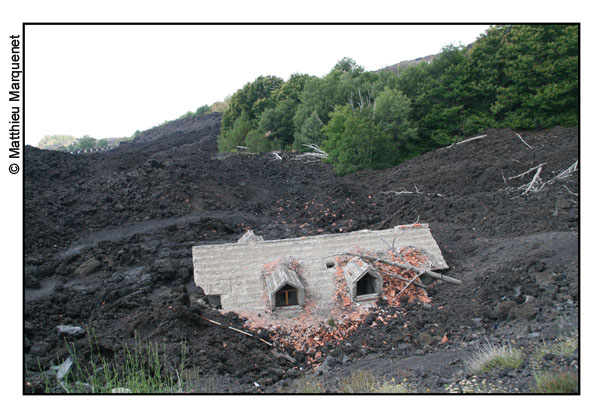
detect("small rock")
[527,332,541,340]
[29,341,51,357]
[111,387,132,393]
[556,196,571,209]
[56,325,85,336]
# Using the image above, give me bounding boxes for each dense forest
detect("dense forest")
[218,24,578,174]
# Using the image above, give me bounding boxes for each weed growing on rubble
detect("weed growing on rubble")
[339,371,415,393]
[532,335,578,362]
[287,376,325,393]
[286,371,415,393]
[466,341,524,375]
[43,330,196,393]
[529,334,578,394]
[533,369,578,393]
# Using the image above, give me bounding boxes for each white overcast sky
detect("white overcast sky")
[25,24,490,145]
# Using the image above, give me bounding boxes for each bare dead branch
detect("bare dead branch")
[378,269,429,289]
[521,166,543,195]
[292,144,328,161]
[381,185,422,196]
[515,133,533,150]
[563,184,578,196]
[341,252,463,285]
[508,163,547,180]
[443,134,487,149]
[396,272,422,298]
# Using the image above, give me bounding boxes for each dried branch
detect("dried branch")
[508,163,547,180]
[395,272,422,298]
[201,317,273,346]
[518,160,578,194]
[292,144,328,161]
[521,166,543,195]
[379,269,429,289]
[270,151,283,161]
[563,184,578,196]
[381,184,422,195]
[341,252,463,285]
[443,134,487,149]
[515,133,533,150]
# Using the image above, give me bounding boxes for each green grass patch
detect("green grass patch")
[534,370,579,394]
[532,335,578,362]
[286,371,415,394]
[286,376,325,393]
[339,371,415,394]
[39,330,197,394]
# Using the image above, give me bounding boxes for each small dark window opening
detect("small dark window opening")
[207,295,222,309]
[326,261,335,268]
[356,276,377,296]
[275,284,299,307]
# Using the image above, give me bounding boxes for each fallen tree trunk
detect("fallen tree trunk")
[341,253,463,285]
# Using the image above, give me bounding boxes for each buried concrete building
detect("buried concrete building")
[192,224,448,317]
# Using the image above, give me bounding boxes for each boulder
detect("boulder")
[508,301,538,320]
[533,271,555,287]
[495,301,517,320]
[237,230,264,244]
[73,258,102,277]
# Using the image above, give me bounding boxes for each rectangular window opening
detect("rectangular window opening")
[356,276,377,296]
[275,285,299,307]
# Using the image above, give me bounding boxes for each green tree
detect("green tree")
[194,104,211,115]
[97,139,108,148]
[257,98,297,148]
[293,58,376,142]
[244,128,273,153]
[293,111,325,151]
[323,101,399,175]
[38,134,78,150]
[374,88,418,157]
[77,135,97,150]
[218,111,253,152]
[489,25,579,128]
[221,75,284,134]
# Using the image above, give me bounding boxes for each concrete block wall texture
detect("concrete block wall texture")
[192,224,447,315]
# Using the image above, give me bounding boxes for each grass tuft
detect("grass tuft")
[466,341,524,374]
